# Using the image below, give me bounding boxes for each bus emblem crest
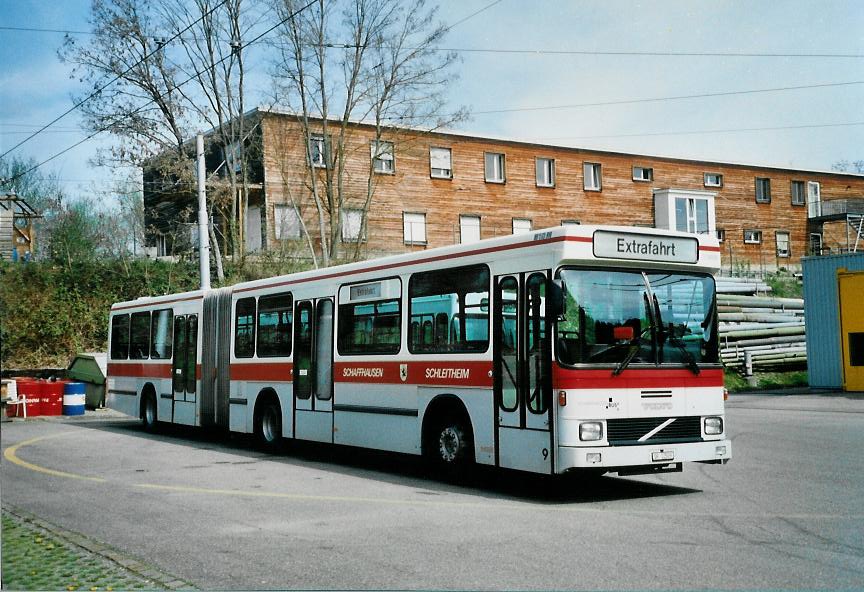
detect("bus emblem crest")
[400,364,408,382]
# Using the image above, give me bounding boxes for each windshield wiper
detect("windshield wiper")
[612,292,653,376]
[652,293,700,375]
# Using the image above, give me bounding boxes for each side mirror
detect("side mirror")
[549,279,566,318]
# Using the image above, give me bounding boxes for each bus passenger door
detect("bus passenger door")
[293,298,334,443]
[171,314,198,424]
[493,272,553,474]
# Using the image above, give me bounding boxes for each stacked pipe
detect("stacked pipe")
[716,278,806,372]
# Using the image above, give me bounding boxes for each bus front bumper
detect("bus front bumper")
[558,439,731,473]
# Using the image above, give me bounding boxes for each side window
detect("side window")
[338,279,402,355]
[409,264,490,353]
[150,308,173,359]
[129,311,151,359]
[234,297,256,358]
[110,314,130,360]
[257,293,293,357]
[526,273,549,414]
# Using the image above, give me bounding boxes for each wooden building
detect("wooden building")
[144,108,864,272]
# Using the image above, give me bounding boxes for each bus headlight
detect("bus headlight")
[579,421,603,441]
[704,416,724,435]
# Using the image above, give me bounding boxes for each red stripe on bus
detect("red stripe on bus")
[552,366,724,389]
[230,362,293,382]
[107,362,173,379]
[700,245,721,252]
[334,361,493,387]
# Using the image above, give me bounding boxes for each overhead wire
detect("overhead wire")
[5,0,318,185]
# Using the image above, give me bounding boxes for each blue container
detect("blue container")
[62,382,86,416]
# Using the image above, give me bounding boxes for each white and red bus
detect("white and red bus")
[107,224,731,476]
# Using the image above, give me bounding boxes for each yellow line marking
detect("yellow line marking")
[6,431,864,520]
[4,432,107,483]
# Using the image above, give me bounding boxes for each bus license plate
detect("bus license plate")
[652,450,675,462]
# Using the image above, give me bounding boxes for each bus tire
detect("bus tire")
[141,390,157,432]
[255,399,283,451]
[425,411,474,479]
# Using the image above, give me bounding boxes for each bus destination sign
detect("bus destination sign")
[592,230,698,264]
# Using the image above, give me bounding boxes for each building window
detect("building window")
[512,218,532,234]
[371,140,394,174]
[755,178,771,203]
[430,147,452,179]
[403,212,427,244]
[460,215,481,244]
[484,152,505,183]
[704,173,723,187]
[309,135,329,168]
[675,197,710,234]
[716,228,726,242]
[744,229,762,244]
[583,162,601,191]
[274,204,301,239]
[808,181,822,217]
[809,233,823,255]
[791,181,805,206]
[341,208,365,243]
[632,166,653,182]
[776,231,790,258]
[535,157,555,187]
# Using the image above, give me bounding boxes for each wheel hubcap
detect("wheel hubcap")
[438,427,460,463]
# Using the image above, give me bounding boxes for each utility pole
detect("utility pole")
[197,133,212,290]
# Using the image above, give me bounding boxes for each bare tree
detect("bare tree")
[59,0,260,280]
[832,160,864,174]
[270,0,466,267]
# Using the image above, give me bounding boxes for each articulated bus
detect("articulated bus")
[107,225,731,476]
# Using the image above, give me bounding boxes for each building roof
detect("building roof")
[256,105,864,180]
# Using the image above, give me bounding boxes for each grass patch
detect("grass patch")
[724,369,809,392]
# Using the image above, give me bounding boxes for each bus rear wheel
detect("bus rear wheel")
[256,402,282,450]
[426,415,474,479]
[141,392,157,431]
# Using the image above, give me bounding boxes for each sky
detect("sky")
[1,0,863,204]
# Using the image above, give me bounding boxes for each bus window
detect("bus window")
[408,264,490,353]
[257,293,293,357]
[150,308,173,359]
[338,298,401,355]
[186,315,198,394]
[129,311,151,359]
[498,276,518,412]
[526,273,548,414]
[110,314,130,360]
[234,297,256,358]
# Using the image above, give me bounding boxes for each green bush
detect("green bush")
[0,259,199,368]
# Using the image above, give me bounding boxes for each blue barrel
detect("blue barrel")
[62,382,86,416]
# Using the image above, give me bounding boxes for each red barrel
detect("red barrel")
[15,380,43,417]
[42,380,65,416]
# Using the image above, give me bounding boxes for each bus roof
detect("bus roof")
[110,225,719,311]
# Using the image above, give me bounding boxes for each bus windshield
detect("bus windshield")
[556,269,718,368]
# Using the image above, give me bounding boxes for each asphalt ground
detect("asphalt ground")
[2,392,863,590]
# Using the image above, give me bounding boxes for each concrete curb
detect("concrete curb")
[3,504,194,590]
